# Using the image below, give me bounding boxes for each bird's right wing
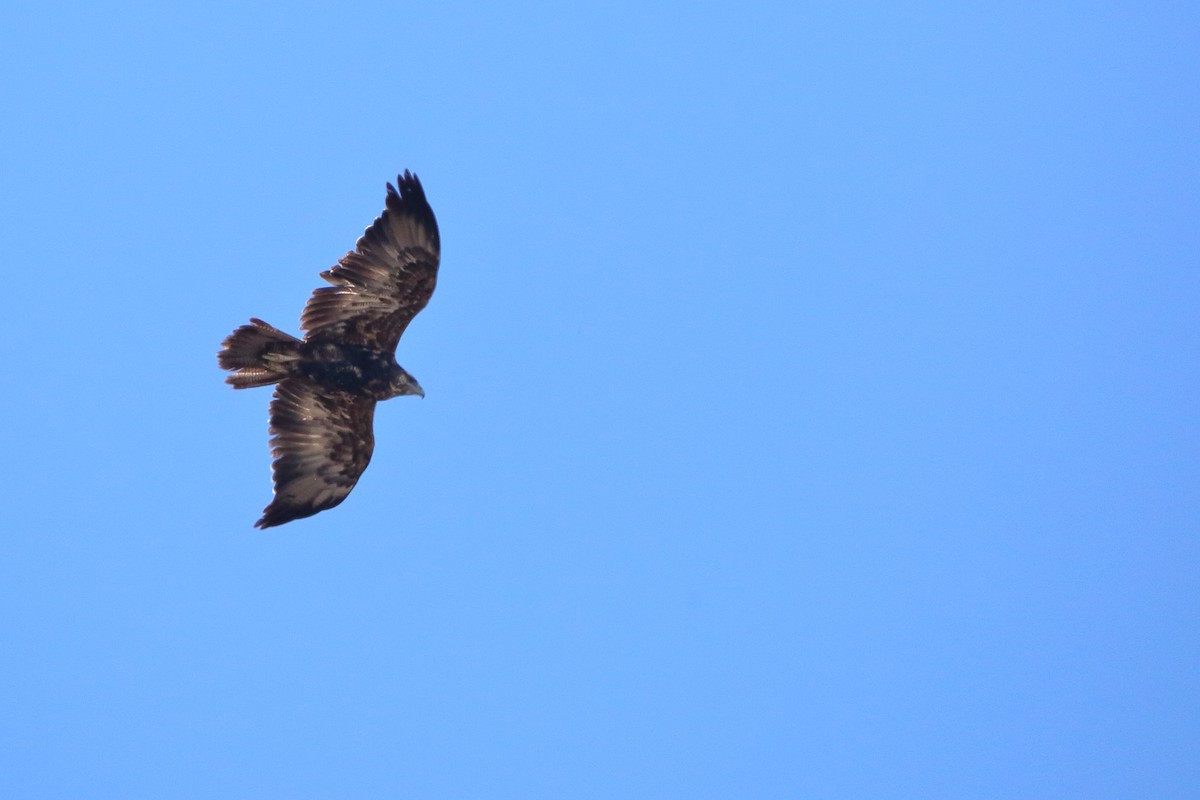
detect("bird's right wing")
[256,378,377,528]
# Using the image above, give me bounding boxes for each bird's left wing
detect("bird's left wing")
[300,171,440,352]
[256,378,377,529]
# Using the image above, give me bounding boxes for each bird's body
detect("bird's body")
[297,340,420,400]
[218,172,440,528]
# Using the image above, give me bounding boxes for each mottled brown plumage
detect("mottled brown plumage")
[218,172,440,528]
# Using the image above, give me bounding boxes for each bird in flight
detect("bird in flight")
[218,172,440,528]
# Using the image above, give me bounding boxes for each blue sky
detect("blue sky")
[1,2,1197,797]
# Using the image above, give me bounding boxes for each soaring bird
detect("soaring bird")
[218,172,440,528]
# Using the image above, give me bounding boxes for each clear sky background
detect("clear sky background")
[1,2,1197,798]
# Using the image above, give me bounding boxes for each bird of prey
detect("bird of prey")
[218,172,440,528]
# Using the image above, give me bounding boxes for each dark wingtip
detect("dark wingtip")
[254,508,287,529]
[388,170,424,202]
[383,169,439,250]
[254,501,285,529]
[255,500,326,529]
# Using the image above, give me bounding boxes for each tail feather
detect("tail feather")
[218,318,302,389]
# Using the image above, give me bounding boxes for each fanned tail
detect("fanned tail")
[218,318,302,389]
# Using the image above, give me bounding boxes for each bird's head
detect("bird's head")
[391,367,425,399]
